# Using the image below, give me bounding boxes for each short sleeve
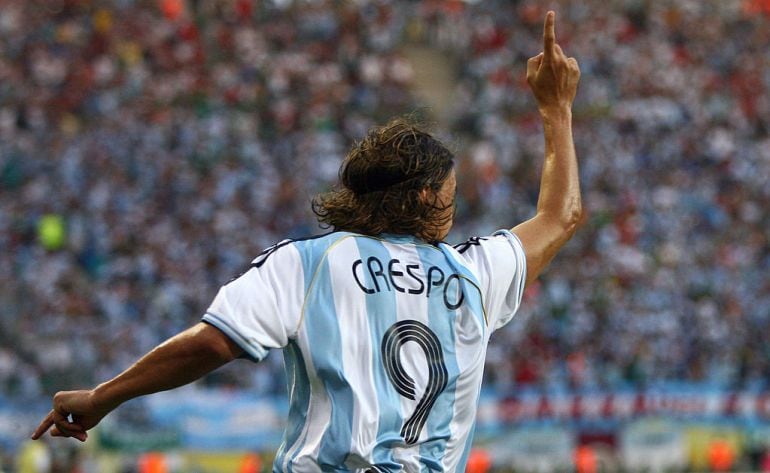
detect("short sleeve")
[453,230,527,331]
[202,241,304,361]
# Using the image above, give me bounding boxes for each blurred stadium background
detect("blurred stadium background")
[2,0,770,471]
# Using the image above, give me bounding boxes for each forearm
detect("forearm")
[512,107,582,285]
[92,323,241,411]
[535,107,581,232]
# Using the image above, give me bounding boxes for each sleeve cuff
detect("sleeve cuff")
[202,312,269,362]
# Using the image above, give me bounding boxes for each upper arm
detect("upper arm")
[191,322,245,362]
[512,212,579,287]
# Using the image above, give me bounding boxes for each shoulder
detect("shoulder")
[452,230,524,257]
[452,235,494,255]
[446,230,527,283]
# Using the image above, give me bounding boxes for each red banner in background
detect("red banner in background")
[487,391,770,423]
[744,0,770,15]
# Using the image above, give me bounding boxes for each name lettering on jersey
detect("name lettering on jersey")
[352,257,464,310]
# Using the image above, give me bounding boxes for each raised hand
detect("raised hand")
[526,11,580,115]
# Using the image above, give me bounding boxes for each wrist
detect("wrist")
[538,106,573,124]
[91,382,124,413]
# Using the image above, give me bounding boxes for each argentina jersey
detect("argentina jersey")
[202,230,526,472]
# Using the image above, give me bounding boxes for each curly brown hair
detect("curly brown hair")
[312,118,455,241]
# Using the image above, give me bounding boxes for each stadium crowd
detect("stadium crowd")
[1,0,770,439]
[428,0,770,393]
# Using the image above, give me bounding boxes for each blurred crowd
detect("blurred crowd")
[1,0,770,422]
[432,0,770,393]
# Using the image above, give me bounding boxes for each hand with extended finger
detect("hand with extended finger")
[31,389,112,442]
[526,11,580,115]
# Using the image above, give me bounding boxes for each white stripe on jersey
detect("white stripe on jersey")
[204,231,527,472]
[386,241,429,472]
[329,237,379,468]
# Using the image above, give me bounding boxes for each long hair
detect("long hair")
[312,118,455,241]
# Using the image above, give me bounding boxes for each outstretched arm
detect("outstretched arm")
[512,11,582,287]
[31,322,244,442]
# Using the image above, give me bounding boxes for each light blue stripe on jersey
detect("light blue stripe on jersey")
[278,236,325,472]
[293,234,355,470]
[414,245,461,472]
[271,234,347,471]
[439,242,486,473]
[355,237,403,471]
[274,340,311,472]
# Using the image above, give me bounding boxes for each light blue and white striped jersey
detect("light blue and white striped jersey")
[203,230,526,472]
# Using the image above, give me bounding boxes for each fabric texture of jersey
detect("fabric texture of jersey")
[203,231,526,472]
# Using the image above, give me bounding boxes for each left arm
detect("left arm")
[511,11,582,287]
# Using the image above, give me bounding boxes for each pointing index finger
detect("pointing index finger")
[543,11,556,60]
[31,411,55,440]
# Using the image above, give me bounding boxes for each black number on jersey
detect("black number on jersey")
[380,320,448,445]
[453,236,488,254]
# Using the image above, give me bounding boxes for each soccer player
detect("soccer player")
[32,10,580,472]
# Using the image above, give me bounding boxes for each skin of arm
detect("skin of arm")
[512,11,582,287]
[31,322,244,441]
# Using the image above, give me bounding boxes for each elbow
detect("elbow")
[531,194,584,246]
[559,196,583,238]
[568,200,584,236]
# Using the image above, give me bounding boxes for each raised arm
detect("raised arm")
[512,11,582,287]
[31,322,243,442]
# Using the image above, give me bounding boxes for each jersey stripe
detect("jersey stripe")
[356,237,403,471]
[387,242,429,472]
[274,340,311,471]
[314,256,356,469]
[287,322,330,473]
[415,245,459,472]
[438,243,488,471]
[285,236,340,472]
[457,421,476,470]
[330,237,379,470]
